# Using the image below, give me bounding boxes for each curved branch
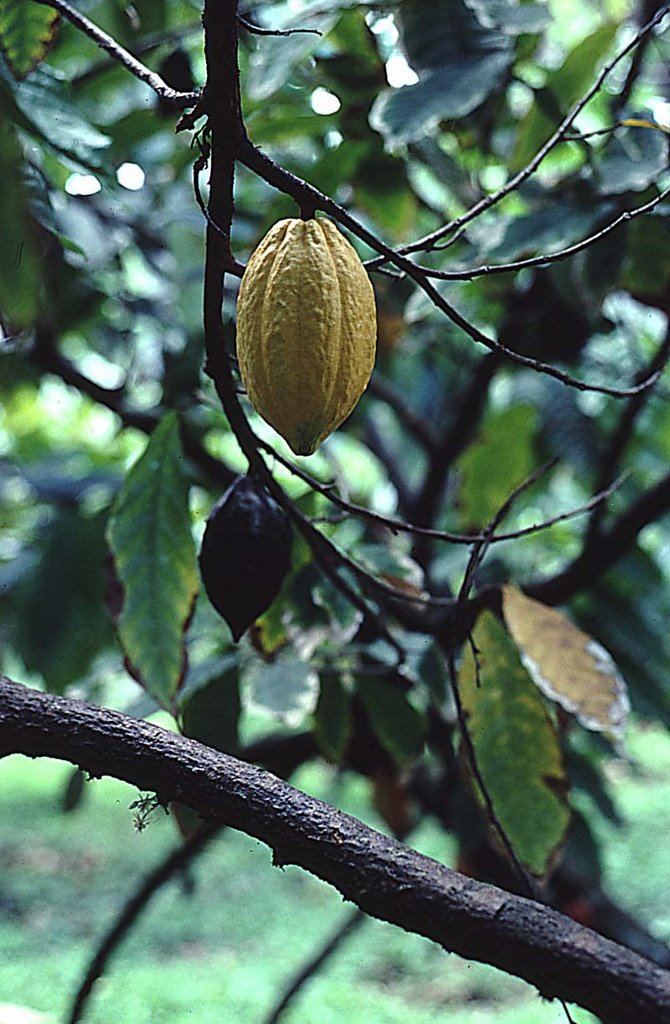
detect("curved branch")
[68,823,220,1024]
[1,677,669,1024]
[262,908,366,1024]
[399,185,670,283]
[388,4,670,258]
[34,0,200,109]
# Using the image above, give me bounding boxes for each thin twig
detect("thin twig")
[262,909,366,1024]
[378,4,670,260]
[458,460,558,605]
[237,137,664,398]
[34,0,200,108]
[402,185,670,282]
[68,823,219,1024]
[237,14,322,37]
[263,440,625,547]
[72,22,202,88]
[526,469,670,605]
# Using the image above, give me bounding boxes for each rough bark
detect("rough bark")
[1,677,669,1024]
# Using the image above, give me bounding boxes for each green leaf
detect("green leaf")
[0,0,59,78]
[180,658,241,755]
[512,23,618,171]
[0,123,41,328]
[460,611,570,877]
[107,414,198,710]
[370,0,512,146]
[13,509,114,693]
[622,211,670,302]
[243,654,320,727]
[594,125,668,195]
[313,674,352,762]
[246,10,338,102]
[457,404,537,527]
[479,200,610,264]
[357,677,425,768]
[0,62,110,170]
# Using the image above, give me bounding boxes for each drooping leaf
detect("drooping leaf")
[243,654,320,727]
[13,509,114,693]
[0,0,59,79]
[370,0,512,146]
[0,61,111,170]
[512,23,619,171]
[0,123,41,329]
[502,585,630,741]
[466,0,551,35]
[313,674,352,762]
[180,656,241,755]
[357,677,425,768]
[459,610,570,877]
[107,414,198,709]
[457,405,537,527]
[594,125,668,195]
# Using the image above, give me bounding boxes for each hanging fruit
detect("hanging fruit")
[199,475,293,641]
[236,216,377,456]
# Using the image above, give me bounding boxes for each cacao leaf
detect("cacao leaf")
[313,674,352,762]
[107,414,198,710]
[13,509,114,693]
[0,124,41,329]
[0,0,59,79]
[199,475,293,641]
[180,658,241,755]
[370,0,512,146]
[457,405,537,527]
[459,610,570,878]
[511,23,618,171]
[502,585,630,741]
[357,677,425,768]
[243,655,319,727]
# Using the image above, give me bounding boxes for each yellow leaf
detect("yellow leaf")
[621,118,670,136]
[502,585,630,741]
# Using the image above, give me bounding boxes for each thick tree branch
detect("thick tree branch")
[1,677,669,1024]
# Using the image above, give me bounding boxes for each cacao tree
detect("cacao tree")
[1,0,670,1021]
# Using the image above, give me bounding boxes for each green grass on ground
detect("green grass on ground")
[1,725,668,1024]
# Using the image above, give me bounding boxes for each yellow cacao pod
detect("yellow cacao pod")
[236,217,377,456]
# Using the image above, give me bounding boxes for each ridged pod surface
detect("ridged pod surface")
[236,217,377,456]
